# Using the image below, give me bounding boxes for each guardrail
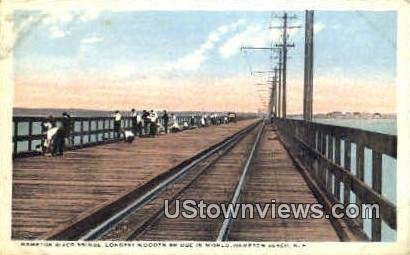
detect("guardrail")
[12,114,234,158]
[273,118,396,241]
[13,116,129,158]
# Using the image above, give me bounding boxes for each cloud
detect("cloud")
[81,35,103,44]
[166,19,245,71]
[49,25,69,38]
[79,9,101,22]
[42,9,101,25]
[40,9,101,39]
[314,22,325,34]
[219,23,283,59]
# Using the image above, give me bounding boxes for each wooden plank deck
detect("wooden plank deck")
[12,120,256,240]
[229,127,340,241]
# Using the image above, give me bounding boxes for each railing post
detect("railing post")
[41,121,45,150]
[13,120,18,155]
[97,121,100,142]
[321,132,327,156]
[343,139,351,205]
[102,120,106,140]
[328,136,334,161]
[356,143,365,228]
[320,132,327,187]
[325,168,332,193]
[28,121,33,151]
[334,138,341,201]
[88,119,92,143]
[356,144,365,180]
[308,124,314,148]
[326,136,334,192]
[317,132,322,153]
[80,121,84,145]
[304,125,313,170]
[371,151,383,241]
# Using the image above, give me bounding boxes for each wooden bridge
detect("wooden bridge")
[11,116,397,242]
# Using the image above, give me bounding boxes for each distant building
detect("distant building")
[353,112,361,118]
[326,111,344,118]
[314,113,327,119]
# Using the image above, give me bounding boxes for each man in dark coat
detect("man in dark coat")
[163,110,169,134]
[62,112,73,146]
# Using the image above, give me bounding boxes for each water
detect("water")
[314,118,397,135]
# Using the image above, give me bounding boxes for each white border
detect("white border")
[0,1,409,254]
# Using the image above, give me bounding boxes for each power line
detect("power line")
[270,12,301,118]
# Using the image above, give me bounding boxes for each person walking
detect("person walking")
[149,110,158,136]
[163,110,169,134]
[114,110,122,139]
[136,111,143,137]
[131,108,138,136]
[42,115,56,155]
[172,113,177,125]
[201,114,206,127]
[190,115,195,127]
[52,127,65,156]
[142,110,150,137]
[62,112,73,146]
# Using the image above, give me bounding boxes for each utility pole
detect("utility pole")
[303,10,314,121]
[277,47,282,118]
[282,13,289,119]
[271,12,300,118]
[267,68,278,120]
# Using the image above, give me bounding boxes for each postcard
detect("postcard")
[0,0,409,254]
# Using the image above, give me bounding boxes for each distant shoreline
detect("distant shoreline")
[289,113,397,120]
[12,107,257,117]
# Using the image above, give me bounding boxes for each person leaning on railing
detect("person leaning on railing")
[113,111,122,139]
[41,115,65,156]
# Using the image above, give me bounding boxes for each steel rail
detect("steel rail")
[216,122,265,241]
[78,121,261,241]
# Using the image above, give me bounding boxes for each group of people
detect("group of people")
[114,109,201,141]
[113,110,234,142]
[40,110,233,157]
[41,112,73,156]
[114,109,163,142]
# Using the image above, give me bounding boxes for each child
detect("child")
[123,129,135,143]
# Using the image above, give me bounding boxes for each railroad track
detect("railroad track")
[110,122,264,241]
[46,120,264,241]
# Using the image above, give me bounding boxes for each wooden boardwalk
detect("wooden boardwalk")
[229,127,340,241]
[12,120,256,240]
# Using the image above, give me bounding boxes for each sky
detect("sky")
[13,10,397,113]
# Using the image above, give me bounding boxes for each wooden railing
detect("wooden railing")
[12,114,227,158]
[274,118,396,241]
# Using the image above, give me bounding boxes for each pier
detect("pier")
[10,10,398,243]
